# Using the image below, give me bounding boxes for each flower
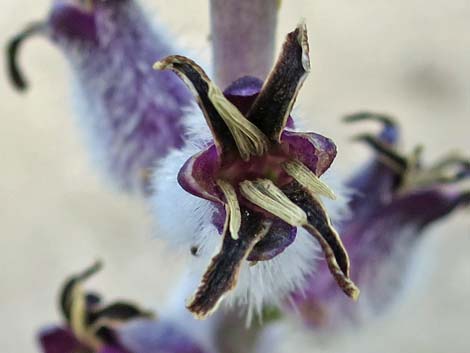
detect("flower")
[38,261,208,353]
[151,23,359,320]
[7,0,191,194]
[288,113,470,331]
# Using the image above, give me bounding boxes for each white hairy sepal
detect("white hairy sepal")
[151,110,351,319]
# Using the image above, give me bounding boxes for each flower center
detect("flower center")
[217,143,293,189]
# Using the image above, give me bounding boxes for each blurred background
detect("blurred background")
[1,0,469,352]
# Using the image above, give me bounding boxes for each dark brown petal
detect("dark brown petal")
[282,181,359,299]
[153,55,238,158]
[246,22,310,142]
[187,209,269,319]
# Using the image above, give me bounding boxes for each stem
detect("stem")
[210,0,279,88]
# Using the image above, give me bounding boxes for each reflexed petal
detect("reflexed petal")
[187,208,270,319]
[246,21,310,141]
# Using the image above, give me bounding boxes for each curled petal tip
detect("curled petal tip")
[343,111,396,126]
[6,21,46,91]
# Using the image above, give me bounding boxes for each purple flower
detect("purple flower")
[289,113,470,331]
[151,23,359,319]
[7,0,191,194]
[38,261,207,353]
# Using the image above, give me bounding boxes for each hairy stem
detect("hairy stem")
[210,0,279,87]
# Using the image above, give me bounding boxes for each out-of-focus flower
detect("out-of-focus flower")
[152,23,359,320]
[38,261,208,353]
[289,113,470,331]
[7,0,191,194]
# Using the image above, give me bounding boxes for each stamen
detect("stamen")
[70,284,90,345]
[239,179,307,226]
[208,84,269,161]
[217,179,242,239]
[282,160,336,199]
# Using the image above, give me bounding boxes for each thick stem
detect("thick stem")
[210,0,279,88]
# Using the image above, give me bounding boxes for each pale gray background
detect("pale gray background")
[1,1,469,352]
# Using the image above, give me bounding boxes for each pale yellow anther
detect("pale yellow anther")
[70,285,90,346]
[282,160,336,200]
[208,84,269,161]
[216,179,241,240]
[239,179,307,226]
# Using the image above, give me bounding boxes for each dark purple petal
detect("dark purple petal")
[224,76,263,100]
[223,76,295,129]
[117,319,207,353]
[247,219,297,261]
[281,131,337,177]
[38,326,90,353]
[177,145,222,203]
